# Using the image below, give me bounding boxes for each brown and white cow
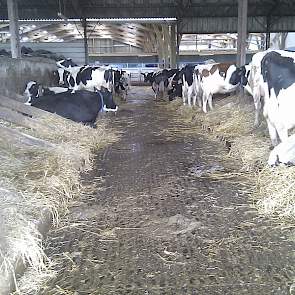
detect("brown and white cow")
[195,63,239,112]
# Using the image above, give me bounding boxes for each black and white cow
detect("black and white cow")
[55,68,73,87]
[168,71,182,101]
[177,65,199,107]
[142,69,179,100]
[24,81,70,105]
[230,50,295,147]
[56,58,78,68]
[141,72,156,84]
[229,59,264,126]
[28,89,117,125]
[229,64,252,96]
[113,69,130,100]
[260,50,295,146]
[56,59,114,93]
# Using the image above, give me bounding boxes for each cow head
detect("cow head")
[141,72,154,84]
[53,68,65,85]
[141,72,147,81]
[120,72,129,88]
[24,81,43,105]
[56,58,77,69]
[100,88,118,112]
[229,65,248,86]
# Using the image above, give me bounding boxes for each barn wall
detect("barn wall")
[89,53,254,65]
[1,41,85,65]
[0,57,57,100]
[89,39,143,55]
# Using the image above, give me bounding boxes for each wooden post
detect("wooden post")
[265,16,271,50]
[7,0,21,58]
[170,24,177,68]
[176,31,182,68]
[82,18,89,65]
[162,24,170,68]
[153,24,165,68]
[237,0,248,103]
[237,0,248,67]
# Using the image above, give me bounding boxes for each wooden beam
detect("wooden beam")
[91,24,147,44]
[237,0,248,67]
[0,94,55,119]
[153,24,165,66]
[170,24,177,68]
[0,124,54,149]
[82,18,89,64]
[0,106,50,131]
[162,24,170,68]
[7,0,20,58]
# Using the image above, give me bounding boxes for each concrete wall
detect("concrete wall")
[0,57,57,101]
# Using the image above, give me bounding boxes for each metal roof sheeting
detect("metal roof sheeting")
[181,16,295,34]
[0,0,294,20]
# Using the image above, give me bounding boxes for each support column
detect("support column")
[176,31,182,67]
[170,24,177,68]
[82,18,89,65]
[265,16,271,49]
[162,24,170,68]
[7,0,20,58]
[237,0,248,67]
[153,24,165,68]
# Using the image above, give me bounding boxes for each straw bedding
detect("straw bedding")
[166,95,295,221]
[0,113,119,293]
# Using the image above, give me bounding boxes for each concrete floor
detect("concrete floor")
[40,87,294,295]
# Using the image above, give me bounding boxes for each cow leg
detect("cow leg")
[254,98,261,127]
[208,93,213,110]
[187,89,192,107]
[71,85,79,94]
[192,94,197,107]
[188,94,192,106]
[202,93,208,113]
[152,83,157,100]
[182,88,187,105]
[266,119,279,147]
[155,85,159,100]
[276,125,288,143]
[196,93,202,108]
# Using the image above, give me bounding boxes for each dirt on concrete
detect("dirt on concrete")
[39,87,295,295]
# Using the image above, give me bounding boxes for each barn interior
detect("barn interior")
[1,1,295,294]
